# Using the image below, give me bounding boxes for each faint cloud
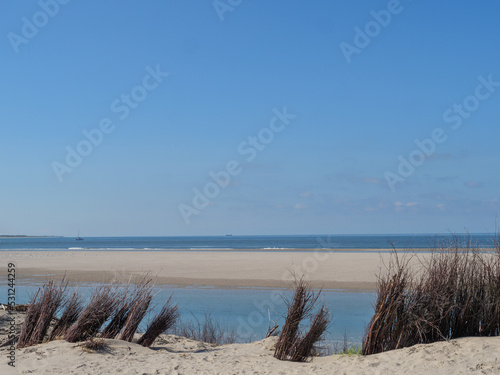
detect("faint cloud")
[293,203,308,210]
[421,195,499,214]
[394,201,418,212]
[464,180,484,188]
[336,173,385,186]
[419,192,450,200]
[239,162,281,172]
[363,177,384,184]
[425,153,454,161]
[424,174,457,183]
[394,201,417,207]
[299,191,311,198]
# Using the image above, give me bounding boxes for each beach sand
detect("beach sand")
[0,249,416,290]
[1,251,499,374]
[1,310,499,375]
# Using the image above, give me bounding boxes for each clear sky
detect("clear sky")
[1,0,500,236]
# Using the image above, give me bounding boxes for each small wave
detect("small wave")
[189,247,232,250]
[68,247,85,250]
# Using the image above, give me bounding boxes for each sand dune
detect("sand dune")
[2,330,499,374]
[2,250,499,374]
[1,311,499,374]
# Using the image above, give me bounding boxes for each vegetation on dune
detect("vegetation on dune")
[17,278,67,348]
[172,312,239,346]
[274,276,331,362]
[137,295,179,347]
[15,274,176,349]
[49,291,83,341]
[118,277,154,342]
[362,236,500,355]
[64,285,121,343]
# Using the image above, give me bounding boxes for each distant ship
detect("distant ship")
[76,230,84,241]
[226,234,233,236]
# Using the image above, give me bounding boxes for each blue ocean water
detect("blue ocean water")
[0,233,496,251]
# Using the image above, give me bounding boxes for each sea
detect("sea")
[0,233,496,251]
[1,233,497,350]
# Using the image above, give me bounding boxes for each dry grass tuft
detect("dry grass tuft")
[289,304,330,361]
[79,337,108,352]
[173,312,238,345]
[274,276,331,362]
[363,235,500,355]
[13,273,180,348]
[64,285,120,343]
[17,278,68,348]
[119,277,154,342]
[101,287,132,339]
[49,291,83,341]
[137,294,179,347]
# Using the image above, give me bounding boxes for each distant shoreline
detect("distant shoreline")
[0,235,62,238]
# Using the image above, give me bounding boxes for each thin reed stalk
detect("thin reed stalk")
[173,312,238,345]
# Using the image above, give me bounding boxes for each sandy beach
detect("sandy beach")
[0,249,416,291]
[1,309,499,375]
[1,249,498,374]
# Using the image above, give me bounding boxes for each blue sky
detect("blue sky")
[1,0,499,236]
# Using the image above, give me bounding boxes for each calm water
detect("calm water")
[0,280,375,349]
[0,233,496,251]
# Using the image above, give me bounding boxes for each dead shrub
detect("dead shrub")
[173,312,238,345]
[17,278,68,348]
[274,276,331,362]
[49,291,83,341]
[119,277,154,342]
[101,288,132,339]
[64,285,120,343]
[137,294,179,347]
[79,337,108,352]
[363,236,500,355]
